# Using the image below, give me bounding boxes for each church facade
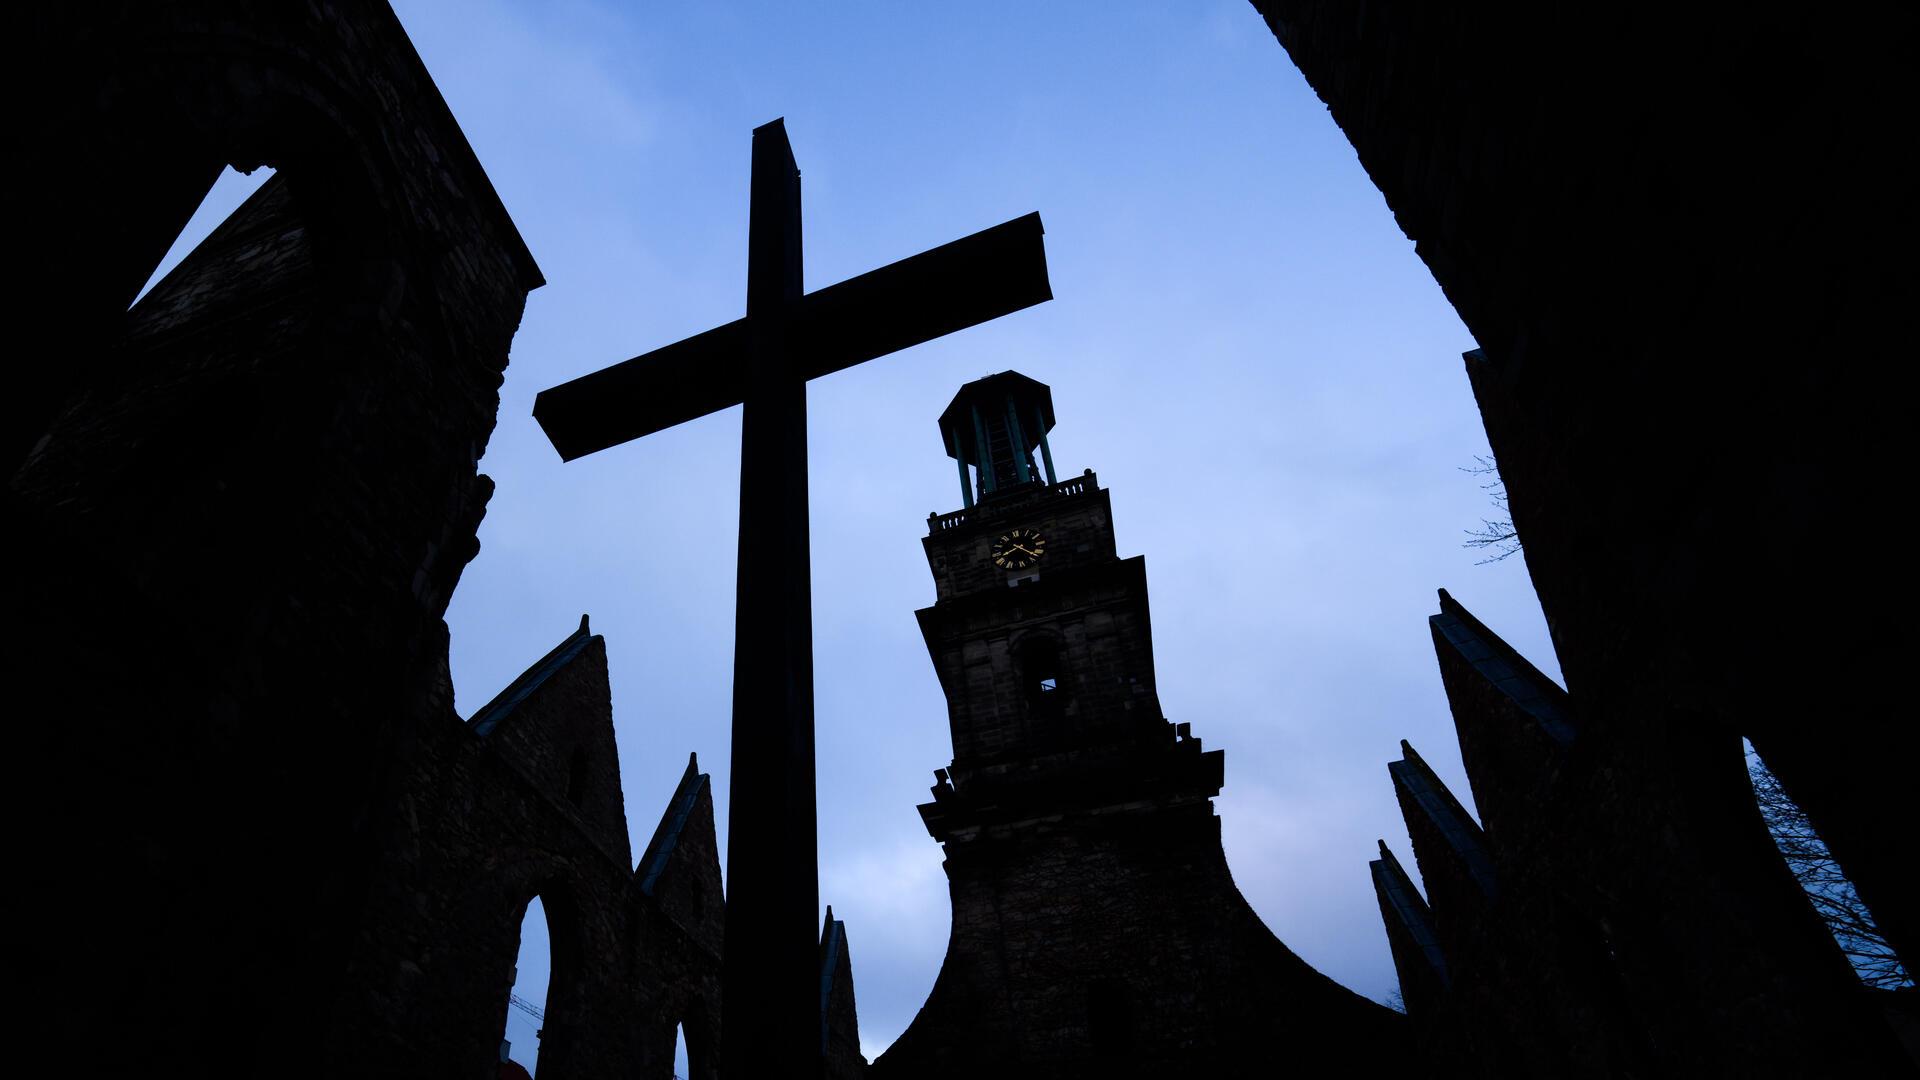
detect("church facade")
[873,373,1407,1078]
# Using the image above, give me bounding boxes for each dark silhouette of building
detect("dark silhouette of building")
[21,2,1916,1075]
[820,907,867,1080]
[872,373,1409,1078]
[11,6,760,1077]
[1245,2,1915,1073]
[1372,592,1913,1074]
[352,617,727,1077]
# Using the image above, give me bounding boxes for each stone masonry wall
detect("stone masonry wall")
[884,465,1407,1077]
[880,794,1405,1078]
[14,3,543,1073]
[339,631,725,1079]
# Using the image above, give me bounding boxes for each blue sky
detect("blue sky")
[158,1,1564,1067]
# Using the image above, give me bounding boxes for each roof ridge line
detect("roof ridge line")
[468,614,594,736]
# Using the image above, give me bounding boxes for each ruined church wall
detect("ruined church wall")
[628,771,727,1079]
[331,633,728,1080]
[330,637,644,1077]
[1249,0,1917,972]
[1254,2,1914,1072]
[16,3,541,1072]
[1404,595,1905,1075]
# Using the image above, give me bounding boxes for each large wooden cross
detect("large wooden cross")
[533,118,1051,1074]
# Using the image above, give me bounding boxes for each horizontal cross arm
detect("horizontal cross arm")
[533,316,749,461]
[531,212,1050,463]
[795,211,1051,380]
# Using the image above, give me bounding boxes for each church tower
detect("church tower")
[871,372,1408,1079]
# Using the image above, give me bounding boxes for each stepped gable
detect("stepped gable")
[819,907,867,1080]
[1429,589,1573,840]
[1370,840,1449,1020]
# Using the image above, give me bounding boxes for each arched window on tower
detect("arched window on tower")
[1020,637,1066,722]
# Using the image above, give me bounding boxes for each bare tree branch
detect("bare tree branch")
[1748,749,1912,990]
[1462,455,1521,564]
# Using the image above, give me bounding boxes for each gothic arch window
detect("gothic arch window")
[501,895,555,1074]
[495,882,584,1077]
[676,1000,717,1080]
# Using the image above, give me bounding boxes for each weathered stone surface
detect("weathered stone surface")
[821,908,866,1079]
[1370,841,1448,1021]
[341,622,726,1078]
[11,6,740,1076]
[17,5,540,1073]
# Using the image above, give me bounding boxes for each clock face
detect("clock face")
[992,527,1047,570]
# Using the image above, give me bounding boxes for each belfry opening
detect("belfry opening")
[938,371,1059,507]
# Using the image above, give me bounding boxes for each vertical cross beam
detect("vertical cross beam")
[531,117,1052,1073]
[725,118,819,1076]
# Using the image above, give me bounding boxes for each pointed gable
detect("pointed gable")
[1430,589,1574,837]
[469,615,598,737]
[1370,840,1449,1019]
[633,753,724,957]
[1432,589,1573,744]
[638,754,709,896]
[1389,740,1494,964]
[468,615,632,866]
[819,906,867,1079]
